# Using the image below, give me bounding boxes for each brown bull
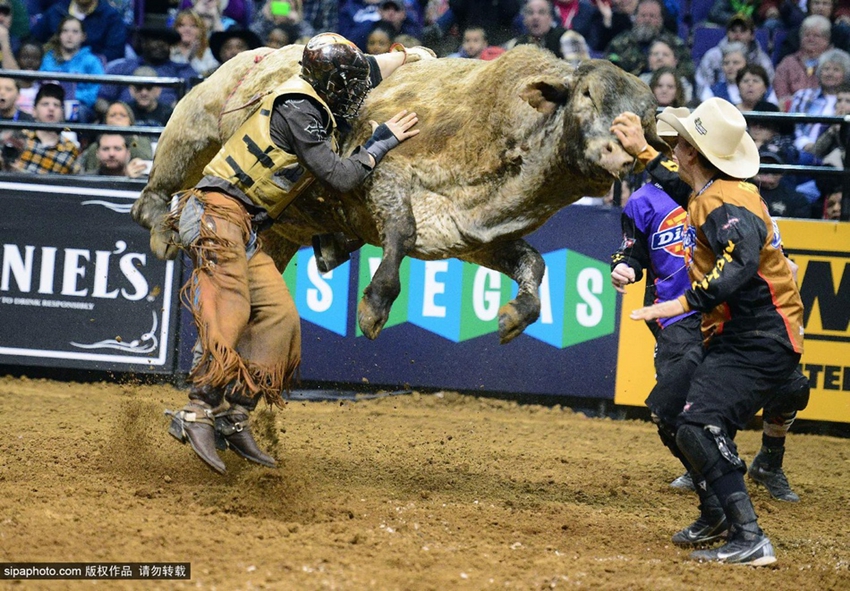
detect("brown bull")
[133,44,665,343]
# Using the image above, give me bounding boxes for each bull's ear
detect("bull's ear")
[520,79,570,115]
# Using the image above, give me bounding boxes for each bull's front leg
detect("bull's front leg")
[358,198,417,340]
[463,239,545,344]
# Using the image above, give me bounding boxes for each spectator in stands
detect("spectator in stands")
[366,21,394,54]
[449,26,487,58]
[505,0,573,59]
[171,9,219,79]
[17,82,80,174]
[180,0,250,29]
[774,15,833,108]
[754,147,814,218]
[96,26,198,115]
[191,0,237,34]
[84,132,148,177]
[250,0,312,45]
[31,0,126,62]
[0,76,32,121]
[736,63,779,110]
[807,81,850,167]
[263,24,299,48]
[375,0,423,42]
[209,27,262,66]
[776,0,850,64]
[694,14,775,101]
[700,41,747,103]
[14,39,42,115]
[787,48,850,152]
[605,0,693,80]
[79,100,152,170]
[648,65,685,107]
[127,66,173,127]
[339,0,424,51]
[442,0,521,48]
[639,38,694,103]
[550,0,609,53]
[39,16,103,124]
[821,185,844,218]
[0,0,21,69]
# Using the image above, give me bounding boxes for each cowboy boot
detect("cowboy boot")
[166,400,226,474]
[214,404,277,468]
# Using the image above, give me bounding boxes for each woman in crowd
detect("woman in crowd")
[649,66,686,108]
[640,39,693,104]
[700,41,747,103]
[171,10,219,78]
[788,48,850,152]
[39,16,103,123]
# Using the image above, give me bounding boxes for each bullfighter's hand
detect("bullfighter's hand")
[373,110,420,143]
[630,299,685,321]
[610,112,649,157]
[611,263,635,294]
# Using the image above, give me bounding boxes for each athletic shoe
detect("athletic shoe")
[670,472,695,491]
[672,514,729,547]
[748,448,799,502]
[690,535,776,566]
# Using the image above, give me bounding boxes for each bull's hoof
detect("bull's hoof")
[357,298,388,340]
[497,300,539,344]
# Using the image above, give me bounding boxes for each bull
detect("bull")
[132,44,665,344]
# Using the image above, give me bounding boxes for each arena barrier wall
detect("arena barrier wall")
[178,205,626,400]
[0,178,182,373]
[2,179,847,422]
[614,218,850,424]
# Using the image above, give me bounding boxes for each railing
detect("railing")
[0,66,845,220]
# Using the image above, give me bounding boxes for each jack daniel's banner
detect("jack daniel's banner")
[0,178,181,373]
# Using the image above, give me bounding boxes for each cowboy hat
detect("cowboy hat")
[656,106,690,137]
[209,28,263,63]
[657,97,759,179]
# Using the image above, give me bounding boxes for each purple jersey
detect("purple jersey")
[611,182,696,332]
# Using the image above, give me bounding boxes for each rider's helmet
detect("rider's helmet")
[300,33,372,119]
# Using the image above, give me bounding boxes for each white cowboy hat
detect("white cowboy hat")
[656,106,690,137]
[657,97,759,179]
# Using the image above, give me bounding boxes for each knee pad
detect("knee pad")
[764,372,810,418]
[676,423,745,485]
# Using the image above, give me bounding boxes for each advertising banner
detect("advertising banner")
[178,206,625,399]
[0,179,180,373]
[614,218,850,424]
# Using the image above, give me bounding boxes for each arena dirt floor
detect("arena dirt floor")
[0,375,847,591]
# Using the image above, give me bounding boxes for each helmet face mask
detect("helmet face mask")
[301,33,372,120]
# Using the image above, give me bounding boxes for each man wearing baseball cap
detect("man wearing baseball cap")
[611,98,806,565]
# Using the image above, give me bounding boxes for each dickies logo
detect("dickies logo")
[650,206,686,257]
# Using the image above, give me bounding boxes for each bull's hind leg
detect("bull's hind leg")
[463,239,545,344]
[358,198,417,340]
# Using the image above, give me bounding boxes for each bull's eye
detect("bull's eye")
[583,88,592,100]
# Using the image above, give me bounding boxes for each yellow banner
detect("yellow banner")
[614,219,850,423]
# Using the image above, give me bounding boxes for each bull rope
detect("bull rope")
[217,48,277,142]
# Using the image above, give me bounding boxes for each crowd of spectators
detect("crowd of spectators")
[0,0,844,219]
